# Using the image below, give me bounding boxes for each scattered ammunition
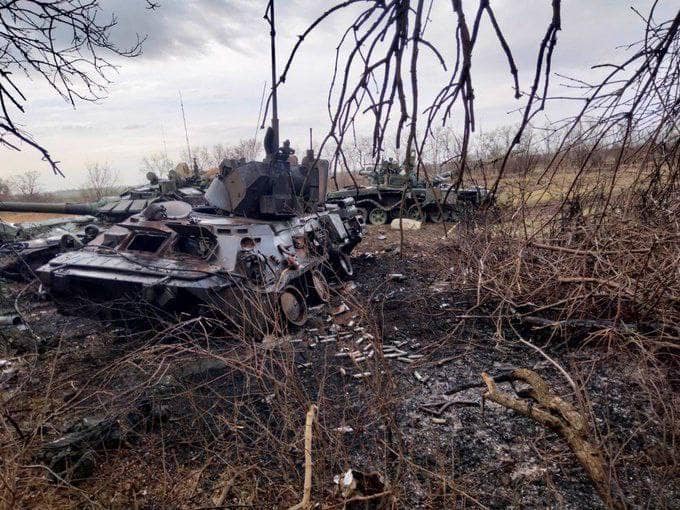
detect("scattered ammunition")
[339,367,347,376]
[289,338,303,343]
[353,372,372,379]
[356,336,365,345]
[335,425,354,433]
[334,352,350,358]
[431,418,447,425]
[353,356,367,362]
[298,362,312,368]
[397,357,414,364]
[320,337,337,344]
[408,354,424,359]
[366,349,374,358]
[365,333,374,340]
[383,352,403,359]
[308,328,319,333]
[354,326,365,332]
[414,371,429,383]
[388,273,406,282]
[348,320,355,328]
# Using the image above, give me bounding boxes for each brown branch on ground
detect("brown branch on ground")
[481,368,627,510]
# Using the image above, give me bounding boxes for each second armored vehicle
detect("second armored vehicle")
[327,160,494,225]
[0,167,208,279]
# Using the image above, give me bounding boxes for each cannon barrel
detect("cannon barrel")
[0,201,99,216]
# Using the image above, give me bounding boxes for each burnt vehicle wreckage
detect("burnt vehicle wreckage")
[327,159,495,225]
[0,165,207,279]
[32,11,363,328]
[36,142,362,326]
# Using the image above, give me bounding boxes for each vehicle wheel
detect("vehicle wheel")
[429,208,453,223]
[309,269,331,303]
[335,251,354,279]
[279,286,308,326]
[368,208,388,225]
[407,204,425,221]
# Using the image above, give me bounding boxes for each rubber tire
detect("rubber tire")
[407,204,425,221]
[368,208,388,225]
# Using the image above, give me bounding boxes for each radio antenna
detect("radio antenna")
[179,90,192,163]
[254,81,267,145]
[265,0,279,150]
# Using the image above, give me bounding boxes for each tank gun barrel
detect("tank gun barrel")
[0,201,99,216]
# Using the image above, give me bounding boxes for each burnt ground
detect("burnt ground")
[1,223,678,509]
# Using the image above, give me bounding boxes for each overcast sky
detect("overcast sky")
[0,0,673,191]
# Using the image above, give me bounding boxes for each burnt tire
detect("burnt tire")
[309,269,331,303]
[279,285,308,326]
[334,251,354,279]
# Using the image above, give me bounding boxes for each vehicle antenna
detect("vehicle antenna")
[265,0,279,150]
[254,80,267,145]
[179,90,192,164]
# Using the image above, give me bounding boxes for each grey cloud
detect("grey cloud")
[102,0,263,59]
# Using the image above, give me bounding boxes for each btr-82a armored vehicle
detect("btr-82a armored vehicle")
[327,159,494,225]
[36,135,363,328]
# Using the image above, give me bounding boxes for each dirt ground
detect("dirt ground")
[0,212,78,223]
[0,223,677,508]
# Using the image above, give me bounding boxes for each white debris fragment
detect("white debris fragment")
[334,425,354,433]
[431,417,447,425]
[388,273,406,282]
[353,372,372,379]
[390,218,422,230]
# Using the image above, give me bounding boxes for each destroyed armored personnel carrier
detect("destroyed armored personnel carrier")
[0,167,207,279]
[327,160,494,224]
[36,136,363,327]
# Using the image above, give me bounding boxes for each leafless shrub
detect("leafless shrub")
[140,152,175,177]
[9,170,42,200]
[81,163,120,201]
